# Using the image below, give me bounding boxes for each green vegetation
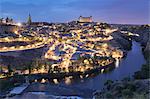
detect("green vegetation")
[0,78,15,93]
[134,37,150,79]
[133,64,149,79]
[100,23,111,29]
[94,77,149,99]
[7,65,13,75]
[0,75,25,92]
[94,42,150,99]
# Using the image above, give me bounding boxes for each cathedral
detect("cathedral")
[27,14,32,25]
[26,14,51,26]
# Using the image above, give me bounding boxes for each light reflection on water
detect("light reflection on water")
[65,41,146,90]
[41,78,46,83]
[115,59,120,68]
[5,40,146,99]
[53,79,59,84]
[65,76,72,85]
[101,69,104,73]
[31,41,145,91]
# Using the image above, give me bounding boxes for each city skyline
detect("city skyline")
[0,0,149,24]
[0,0,150,98]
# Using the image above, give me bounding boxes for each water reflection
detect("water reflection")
[6,41,146,99]
[48,42,145,90]
[115,59,120,68]
[29,41,145,92]
[35,79,37,82]
[67,41,146,90]
[85,74,89,78]
[53,79,59,84]
[101,69,104,73]
[41,78,46,83]
[30,65,116,86]
[65,76,72,85]
[80,75,83,79]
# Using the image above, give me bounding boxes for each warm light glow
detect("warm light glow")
[80,75,83,79]
[101,69,104,73]
[65,77,72,85]
[41,78,46,83]
[14,31,18,34]
[16,22,22,27]
[53,79,59,84]
[85,74,89,78]
[35,79,37,82]
[115,59,120,68]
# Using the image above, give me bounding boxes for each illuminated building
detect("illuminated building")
[0,24,19,34]
[78,16,92,23]
[27,14,32,25]
[0,17,14,24]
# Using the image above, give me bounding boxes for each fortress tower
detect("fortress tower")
[78,16,92,23]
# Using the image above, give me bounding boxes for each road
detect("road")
[0,43,45,52]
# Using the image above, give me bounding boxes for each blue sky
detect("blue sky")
[0,0,149,24]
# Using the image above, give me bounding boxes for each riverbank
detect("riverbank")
[93,24,150,98]
[4,82,94,99]
[93,78,150,99]
[70,41,146,90]
[0,59,115,98]
[1,40,146,99]
[93,44,149,98]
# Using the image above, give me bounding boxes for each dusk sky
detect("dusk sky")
[0,0,149,24]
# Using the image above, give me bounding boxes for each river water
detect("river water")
[7,41,146,99]
[68,41,146,90]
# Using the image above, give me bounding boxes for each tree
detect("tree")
[62,67,66,72]
[122,89,133,98]
[28,64,32,74]
[0,65,3,73]
[122,77,131,83]
[48,66,52,73]
[133,64,150,79]
[43,59,51,71]
[68,66,74,72]
[7,65,13,75]
[106,92,113,98]
[134,71,142,79]
[32,58,43,71]
[104,80,114,90]
[47,62,52,73]
[54,66,59,73]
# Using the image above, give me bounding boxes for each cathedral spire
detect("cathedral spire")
[27,14,32,25]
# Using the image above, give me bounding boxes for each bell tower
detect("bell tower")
[27,14,32,25]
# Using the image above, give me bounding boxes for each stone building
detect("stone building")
[78,16,92,23]
[0,24,19,34]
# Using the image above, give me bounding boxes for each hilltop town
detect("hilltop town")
[0,15,131,75]
[0,16,149,98]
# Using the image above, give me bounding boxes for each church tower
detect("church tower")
[27,14,32,25]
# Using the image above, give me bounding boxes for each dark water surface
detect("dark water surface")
[67,41,146,90]
[7,41,146,99]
